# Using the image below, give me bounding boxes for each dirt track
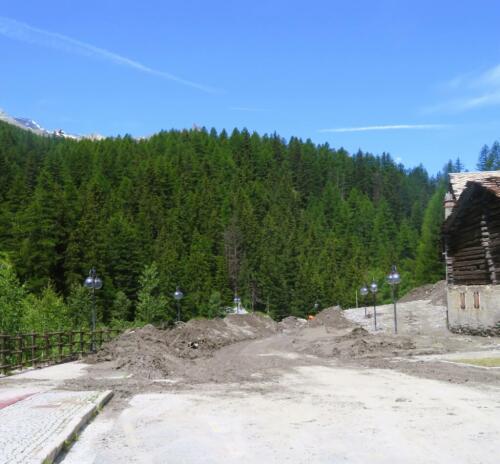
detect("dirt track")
[60,299,500,463]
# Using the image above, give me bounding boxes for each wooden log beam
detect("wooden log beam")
[482,211,497,284]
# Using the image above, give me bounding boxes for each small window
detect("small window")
[460,292,466,310]
[473,291,480,309]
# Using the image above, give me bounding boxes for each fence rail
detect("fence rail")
[0,328,120,375]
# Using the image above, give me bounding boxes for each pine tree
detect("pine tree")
[111,291,132,322]
[22,286,69,333]
[0,119,444,318]
[477,141,500,170]
[0,256,26,333]
[66,284,94,329]
[15,167,66,292]
[414,186,446,284]
[135,263,168,323]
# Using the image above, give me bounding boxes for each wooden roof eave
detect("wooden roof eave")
[442,184,478,234]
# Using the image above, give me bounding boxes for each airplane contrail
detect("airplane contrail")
[0,16,218,93]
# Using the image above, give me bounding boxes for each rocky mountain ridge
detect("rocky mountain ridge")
[0,108,104,140]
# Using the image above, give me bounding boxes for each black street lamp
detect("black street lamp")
[83,268,102,352]
[173,287,184,322]
[387,265,401,334]
[360,285,369,317]
[313,301,319,314]
[369,279,378,330]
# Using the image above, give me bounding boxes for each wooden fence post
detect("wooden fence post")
[31,333,36,368]
[68,331,74,359]
[0,335,9,375]
[18,334,23,370]
[0,327,120,374]
[57,332,63,362]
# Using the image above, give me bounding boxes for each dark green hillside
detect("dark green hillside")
[0,121,442,327]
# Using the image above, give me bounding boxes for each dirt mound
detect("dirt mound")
[308,307,355,330]
[330,327,415,358]
[92,314,278,378]
[91,325,182,379]
[399,280,446,305]
[336,326,369,340]
[278,316,308,332]
[429,281,447,306]
[299,325,416,359]
[168,313,278,358]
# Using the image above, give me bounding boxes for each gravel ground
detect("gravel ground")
[63,364,500,464]
[58,300,500,463]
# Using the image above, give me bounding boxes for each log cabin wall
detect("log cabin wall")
[443,176,500,335]
[444,188,500,285]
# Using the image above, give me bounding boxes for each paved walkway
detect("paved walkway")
[0,389,112,464]
[0,362,112,464]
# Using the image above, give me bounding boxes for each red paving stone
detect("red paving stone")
[0,393,35,410]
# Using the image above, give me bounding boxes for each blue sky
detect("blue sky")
[1,0,500,174]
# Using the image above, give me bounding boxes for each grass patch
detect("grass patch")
[454,357,500,367]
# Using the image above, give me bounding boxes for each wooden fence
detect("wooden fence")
[0,328,120,375]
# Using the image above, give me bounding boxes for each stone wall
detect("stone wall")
[447,285,500,336]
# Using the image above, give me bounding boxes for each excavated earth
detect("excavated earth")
[88,314,279,379]
[57,288,500,464]
[89,308,416,383]
[398,280,447,306]
[65,295,500,401]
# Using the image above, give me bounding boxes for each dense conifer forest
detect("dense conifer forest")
[0,120,461,333]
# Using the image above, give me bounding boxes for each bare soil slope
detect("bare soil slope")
[92,313,278,379]
[78,305,499,396]
[399,280,446,305]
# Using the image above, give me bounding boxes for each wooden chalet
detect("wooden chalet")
[442,171,500,335]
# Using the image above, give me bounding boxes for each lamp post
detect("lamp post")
[360,285,369,317]
[387,265,401,334]
[313,301,319,314]
[173,287,184,322]
[83,268,102,352]
[233,295,241,314]
[369,280,378,330]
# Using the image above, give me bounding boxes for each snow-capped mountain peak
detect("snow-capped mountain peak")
[13,117,45,132]
[0,108,102,140]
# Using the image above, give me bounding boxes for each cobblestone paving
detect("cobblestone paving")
[0,390,110,464]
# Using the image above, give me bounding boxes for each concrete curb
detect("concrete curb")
[36,390,113,464]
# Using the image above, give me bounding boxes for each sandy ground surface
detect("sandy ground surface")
[344,299,500,352]
[29,298,498,463]
[63,365,500,464]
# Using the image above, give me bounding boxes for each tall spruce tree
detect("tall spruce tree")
[414,185,446,284]
[0,119,449,326]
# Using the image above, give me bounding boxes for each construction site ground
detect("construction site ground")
[2,288,499,463]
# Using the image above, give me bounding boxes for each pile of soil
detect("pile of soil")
[299,325,416,359]
[168,314,278,358]
[429,281,447,306]
[278,316,308,332]
[92,314,278,378]
[399,280,446,306]
[308,307,356,330]
[330,327,416,358]
[91,325,182,379]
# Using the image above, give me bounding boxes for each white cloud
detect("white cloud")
[475,64,500,88]
[0,16,217,93]
[429,63,500,112]
[318,124,447,133]
[458,91,500,110]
